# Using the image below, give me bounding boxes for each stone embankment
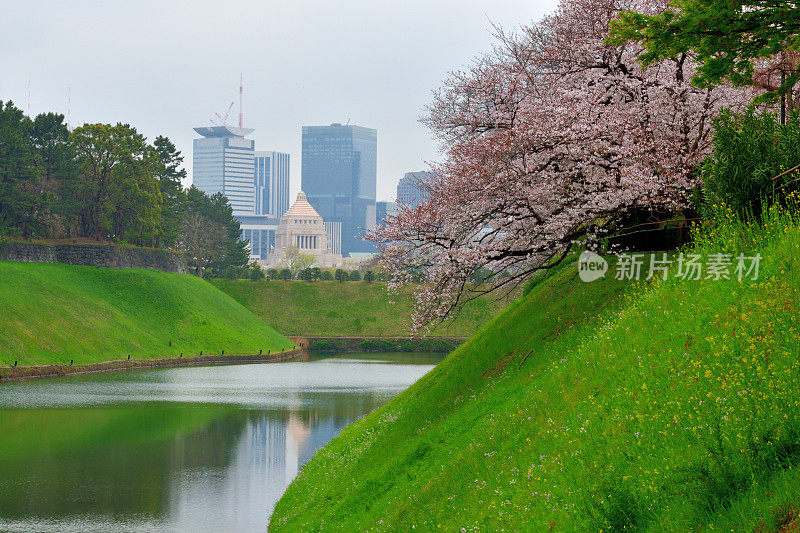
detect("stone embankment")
[0,241,186,273]
[0,349,307,382]
[293,336,466,353]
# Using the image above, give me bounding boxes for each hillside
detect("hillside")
[0,262,294,367]
[210,279,510,338]
[270,208,800,531]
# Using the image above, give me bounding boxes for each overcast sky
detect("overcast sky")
[1,0,557,201]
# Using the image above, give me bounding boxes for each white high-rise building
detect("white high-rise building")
[193,126,296,262]
[192,126,256,215]
[254,151,290,218]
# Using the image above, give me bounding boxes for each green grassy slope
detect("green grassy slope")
[0,262,294,367]
[210,279,510,337]
[270,209,800,532]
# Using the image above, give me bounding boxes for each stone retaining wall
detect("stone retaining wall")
[298,336,466,354]
[0,241,187,273]
[0,349,307,382]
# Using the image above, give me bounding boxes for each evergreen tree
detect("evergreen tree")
[153,135,186,248]
[0,101,37,237]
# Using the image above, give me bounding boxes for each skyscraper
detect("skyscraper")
[396,171,434,209]
[192,125,256,215]
[301,123,377,255]
[192,126,286,262]
[254,151,290,218]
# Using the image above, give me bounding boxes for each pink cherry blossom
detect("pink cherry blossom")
[372,0,750,332]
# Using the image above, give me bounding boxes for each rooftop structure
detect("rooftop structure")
[193,126,254,138]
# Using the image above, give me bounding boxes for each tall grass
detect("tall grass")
[270,203,800,532]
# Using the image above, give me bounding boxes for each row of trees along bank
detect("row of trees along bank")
[0,101,248,277]
[219,264,386,283]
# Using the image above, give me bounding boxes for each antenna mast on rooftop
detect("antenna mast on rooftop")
[238,73,243,128]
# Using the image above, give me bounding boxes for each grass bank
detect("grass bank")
[0,262,294,367]
[210,280,510,337]
[270,207,800,531]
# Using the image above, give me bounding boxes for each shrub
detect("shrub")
[363,270,375,282]
[349,270,361,281]
[702,109,800,221]
[334,269,348,282]
[250,265,265,281]
[320,270,334,281]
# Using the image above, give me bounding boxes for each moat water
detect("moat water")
[0,352,441,532]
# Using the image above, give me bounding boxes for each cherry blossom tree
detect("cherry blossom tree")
[373,0,749,332]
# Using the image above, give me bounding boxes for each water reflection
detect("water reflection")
[0,352,440,533]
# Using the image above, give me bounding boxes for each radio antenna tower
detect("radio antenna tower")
[238,73,243,128]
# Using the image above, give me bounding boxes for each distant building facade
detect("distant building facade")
[238,214,279,262]
[375,201,398,228]
[301,123,377,255]
[267,191,342,268]
[193,126,295,261]
[254,151,290,218]
[323,221,342,256]
[396,171,434,209]
[192,126,256,214]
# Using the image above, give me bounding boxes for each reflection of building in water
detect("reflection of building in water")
[250,411,287,477]
[286,412,310,483]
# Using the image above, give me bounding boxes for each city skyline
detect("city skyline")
[0,0,557,202]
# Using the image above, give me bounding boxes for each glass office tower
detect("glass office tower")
[301,123,377,255]
[254,151,290,218]
[192,126,256,215]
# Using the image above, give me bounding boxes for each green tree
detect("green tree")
[153,135,186,248]
[279,268,293,281]
[70,123,162,246]
[29,112,76,238]
[334,269,348,282]
[250,264,266,281]
[701,109,800,220]
[363,270,375,282]
[0,101,37,237]
[281,245,315,277]
[349,270,361,281]
[182,186,248,274]
[320,270,334,281]
[609,0,800,108]
[267,268,280,280]
[311,267,321,281]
